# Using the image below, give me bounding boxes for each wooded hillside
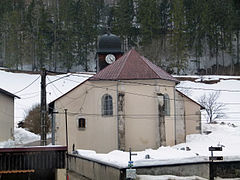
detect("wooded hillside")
[0,0,240,75]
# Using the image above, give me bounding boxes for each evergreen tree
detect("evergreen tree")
[232,0,240,69]
[112,0,137,51]
[137,0,162,45]
[170,0,188,74]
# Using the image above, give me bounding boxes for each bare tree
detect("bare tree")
[198,91,225,123]
[21,104,50,135]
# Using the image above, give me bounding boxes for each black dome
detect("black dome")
[97,33,123,54]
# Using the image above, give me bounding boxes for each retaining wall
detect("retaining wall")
[68,154,240,180]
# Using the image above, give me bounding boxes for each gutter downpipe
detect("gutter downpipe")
[116,80,120,150]
[173,87,177,145]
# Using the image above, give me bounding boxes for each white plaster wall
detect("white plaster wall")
[184,97,201,135]
[0,93,14,141]
[54,79,176,153]
[55,81,118,153]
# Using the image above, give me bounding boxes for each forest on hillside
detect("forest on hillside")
[0,0,240,74]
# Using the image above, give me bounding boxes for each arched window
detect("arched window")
[102,94,113,116]
[164,94,170,116]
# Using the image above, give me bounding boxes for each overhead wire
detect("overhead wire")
[72,74,240,93]
[12,73,238,117]
[14,75,40,94]
[51,110,240,122]
[46,73,72,86]
[45,73,240,106]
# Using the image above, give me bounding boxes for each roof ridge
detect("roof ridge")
[116,49,132,79]
[140,55,162,79]
[141,56,178,82]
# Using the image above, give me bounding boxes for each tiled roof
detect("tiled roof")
[90,49,178,82]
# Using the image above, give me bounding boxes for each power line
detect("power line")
[66,75,240,102]
[20,94,40,100]
[83,83,240,105]
[46,73,91,86]
[177,86,240,93]
[46,74,240,114]
[118,80,240,93]
[14,75,40,94]
[46,74,72,86]
[52,109,240,119]
[46,78,240,117]
[18,91,40,97]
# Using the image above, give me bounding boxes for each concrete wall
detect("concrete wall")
[54,79,177,153]
[66,154,240,180]
[0,93,14,141]
[136,163,209,179]
[68,154,123,180]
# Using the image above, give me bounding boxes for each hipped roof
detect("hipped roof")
[90,49,178,82]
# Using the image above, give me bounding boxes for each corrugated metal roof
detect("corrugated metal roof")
[90,49,178,82]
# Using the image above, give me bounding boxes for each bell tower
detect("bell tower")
[96,33,123,72]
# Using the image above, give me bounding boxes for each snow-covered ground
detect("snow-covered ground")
[0,69,92,126]
[0,128,39,148]
[74,122,240,169]
[1,70,240,172]
[0,69,91,147]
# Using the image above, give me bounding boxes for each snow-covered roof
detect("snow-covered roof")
[0,88,20,99]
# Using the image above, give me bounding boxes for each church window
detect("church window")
[164,94,170,116]
[102,94,113,116]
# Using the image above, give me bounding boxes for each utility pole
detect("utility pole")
[64,109,69,180]
[40,68,47,146]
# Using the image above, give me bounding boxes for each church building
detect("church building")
[49,33,203,153]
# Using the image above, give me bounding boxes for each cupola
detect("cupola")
[96,33,123,72]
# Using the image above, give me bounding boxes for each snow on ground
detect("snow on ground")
[175,123,240,157]
[0,70,92,126]
[176,76,240,123]
[0,69,91,146]
[76,147,205,168]
[75,122,240,168]
[0,128,39,148]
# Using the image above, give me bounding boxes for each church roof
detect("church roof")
[90,49,178,82]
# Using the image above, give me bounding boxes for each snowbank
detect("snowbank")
[75,122,240,168]
[0,128,39,148]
